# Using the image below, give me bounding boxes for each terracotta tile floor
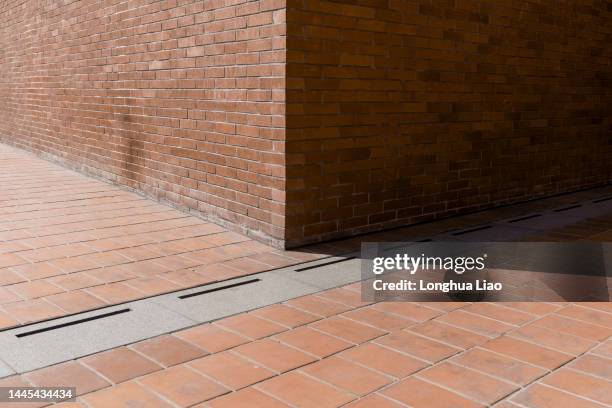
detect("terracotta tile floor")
[0,145,338,328]
[0,282,609,408]
[1,143,612,407]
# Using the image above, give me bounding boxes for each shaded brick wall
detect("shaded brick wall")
[285,0,612,246]
[0,0,287,246]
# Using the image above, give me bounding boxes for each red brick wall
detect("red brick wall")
[2,0,611,249]
[285,0,612,246]
[0,0,287,246]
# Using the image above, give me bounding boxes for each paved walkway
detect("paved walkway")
[1,283,610,408]
[0,143,611,407]
[0,144,333,328]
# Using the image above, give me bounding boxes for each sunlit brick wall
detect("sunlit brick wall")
[0,0,287,246]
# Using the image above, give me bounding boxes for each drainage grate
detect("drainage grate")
[382,239,433,252]
[295,257,356,272]
[451,225,492,236]
[553,204,582,212]
[178,279,260,299]
[0,253,362,377]
[508,214,542,223]
[16,309,131,338]
[593,196,612,203]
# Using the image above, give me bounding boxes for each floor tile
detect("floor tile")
[481,336,573,370]
[206,387,290,408]
[45,290,106,314]
[189,352,275,390]
[214,314,287,340]
[435,310,515,337]
[511,383,606,408]
[417,361,518,404]
[508,324,597,356]
[375,330,461,363]
[174,324,249,353]
[310,316,386,344]
[381,377,484,408]
[256,371,355,408]
[24,362,110,396]
[285,295,353,317]
[342,307,415,331]
[461,303,534,326]
[531,314,611,341]
[339,343,428,378]
[85,282,145,304]
[451,348,546,386]
[80,347,162,384]
[568,354,612,380]
[3,298,65,323]
[250,304,320,328]
[371,302,442,323]
[10,280,64,300]
[131,335,208,367]
[409,320,489,349]
[345,394,405,408]
[82,381,172,408]
[541,368,612,406]
[302,356,391,396]
[233,339,317,373]
[274,326,353,358]
[139,366,229,406]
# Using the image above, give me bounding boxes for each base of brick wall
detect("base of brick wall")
[284,181,611,248]
[3,137,610,250]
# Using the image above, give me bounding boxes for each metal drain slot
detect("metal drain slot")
[0,251,362,376]
[16,308,131,338]
[593,196,612,203]
[179,278,260,299]
[295,257,356,272]
[385,243,413,251]
[553,204,582,212]
[452,225,492,236]
[385,239,432,251]
[508,214,542,223]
